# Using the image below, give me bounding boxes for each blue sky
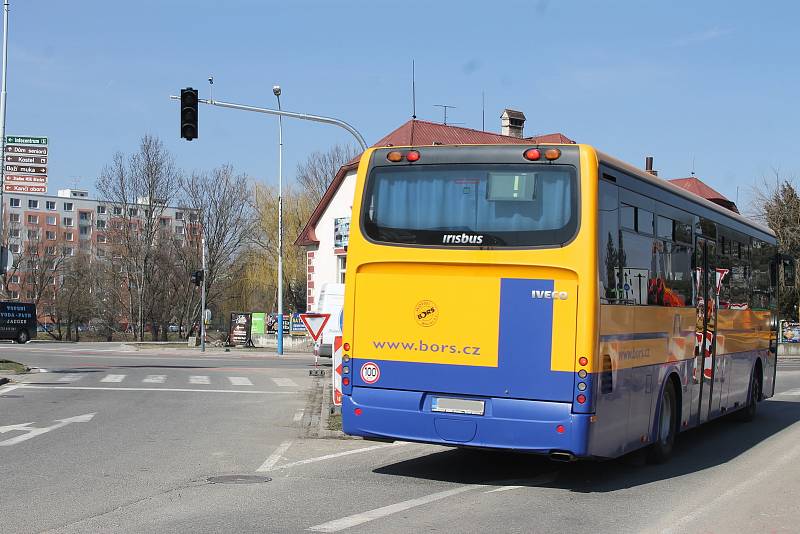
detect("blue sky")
[4,0,799,211]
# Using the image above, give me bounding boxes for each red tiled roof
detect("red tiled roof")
[669,177,739,213]
[295,119,574,246]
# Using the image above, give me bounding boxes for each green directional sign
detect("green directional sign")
[6,135,48,145]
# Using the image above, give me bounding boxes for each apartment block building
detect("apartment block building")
[2,188,200,315]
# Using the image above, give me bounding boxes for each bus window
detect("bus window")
[657,216,673,240]
[621,204,635,231]
[750,239,773,309]
[620,230,653,305]
[637,208,654,235]
[651,241,692,306]
[598,181,620,303]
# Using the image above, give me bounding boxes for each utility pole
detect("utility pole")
[273,86,284,355]
[200,233,206,352]
[0,1,10,247]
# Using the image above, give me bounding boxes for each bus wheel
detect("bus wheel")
[736,365,762,423]
[648,380,677,464]
[16,329,29,344]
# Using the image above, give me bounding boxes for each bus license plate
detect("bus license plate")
[432,397,485,416]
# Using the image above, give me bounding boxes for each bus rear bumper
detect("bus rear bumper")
[342,387,591,457]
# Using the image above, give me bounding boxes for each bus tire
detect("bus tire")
[16,329,29,344]
[648,380,677,464]
[736,362,762,423]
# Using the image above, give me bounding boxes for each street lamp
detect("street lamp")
[273,85,284,356]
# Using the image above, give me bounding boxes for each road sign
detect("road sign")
[4,135,48,194]
[332,336,343,406]
[5,155,46,165]
[4,144,46,155]
[299,312,330,342]
[4,183,46,193]
[5,174,46,184]
[360,362,380,384]
[6,135,47,145]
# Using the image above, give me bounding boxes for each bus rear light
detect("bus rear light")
[405,150,420,162]
[577,382,586,391]
[544,148,561,160]
[387,151,403,162]
[343,366,350,374]
[354,408,363,416]
[343,343,351,351]
[576,394,586,404]
[343,355,350,363]
[578,370,587,379]
[523,148,541,161]
[578,357,588,366]
[343,377,350,386]
[556,424,565,434]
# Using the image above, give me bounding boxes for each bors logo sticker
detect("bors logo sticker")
[415,299,439,327]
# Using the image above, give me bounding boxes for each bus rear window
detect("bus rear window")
[362,164,578,247]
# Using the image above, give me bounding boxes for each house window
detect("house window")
[9,228,20,238]
[160,218,169,227]
[46,201,56,210]
[97,248,106,258]
[63,247,74,256]
[79,226,90,236]
[9,213,19,223]
[45,246,56,256]
[27,215,38,224]
[63,217,73,227]
[97,234,107,243]
[9,197,20,207]
[8,290,18,300]
[337,255,347,284]
[63,202,74,211]
[175,211,184,221]
[97,205,107,215]
[79,211,91,221]
[9,275,19,284]
[128,208,138,217]
[175,226,184,235]
[28,199,39,209]
[27,229,39,240]
[46,215,57,225]
[96,220,106,229]
[64,231,74,241]
[113,206,122,215]
[46,230,56,240]
[26,290,35,299]
[188,212,198,222]
[9,243,19,254]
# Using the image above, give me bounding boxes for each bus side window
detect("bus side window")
[601,354,613,393]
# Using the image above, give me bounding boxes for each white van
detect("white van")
[316,283,345,357]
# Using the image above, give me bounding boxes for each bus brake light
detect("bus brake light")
[523,148,541,161]
[577,394,586,404]
[406,150,420,162]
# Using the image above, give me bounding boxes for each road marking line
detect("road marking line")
[189,376,210,385]
[57,374,83,382]
[0,413,96,447]
[307,484,485,532]
[293,409,304,423]
[272,442,411,471]
[142,375,166,384]
[272,377,298,387]
[485,485,525,493]
[17,385,296,394]
[100,374,126,383]
[778,388,800,395]
[228,376,253,386]
[256,440,294,472]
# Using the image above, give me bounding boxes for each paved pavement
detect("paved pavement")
[3,343,800,533]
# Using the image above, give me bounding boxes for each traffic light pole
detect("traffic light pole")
[200,234,206,353]
[169,95,368,151]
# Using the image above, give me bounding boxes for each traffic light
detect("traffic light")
[181,88,199,141]
[190,270,204,286]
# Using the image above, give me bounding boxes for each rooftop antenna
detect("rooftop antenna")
[691,155,696,176]
[434,104,456,125]
[411,60,416,120]
[481,91,485,131]
[208,75,214,102]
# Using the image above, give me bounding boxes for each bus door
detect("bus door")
[695,237,721,424]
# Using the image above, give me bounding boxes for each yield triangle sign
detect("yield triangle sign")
[299,313,330,341]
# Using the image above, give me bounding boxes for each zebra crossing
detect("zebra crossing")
[42,372,302,389]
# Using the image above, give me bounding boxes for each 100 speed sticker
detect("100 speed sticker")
[360,362,381,384]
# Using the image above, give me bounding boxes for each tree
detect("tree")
[751,171,800,318]
[295,144,359,204]
[96,135,181,340]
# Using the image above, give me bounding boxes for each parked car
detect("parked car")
[0,301,37,343]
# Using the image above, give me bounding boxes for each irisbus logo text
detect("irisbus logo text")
[532,290,568,300]
[442,233,484,244]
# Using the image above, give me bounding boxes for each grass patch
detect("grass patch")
[0,360,28,373]
[328,412,342,432]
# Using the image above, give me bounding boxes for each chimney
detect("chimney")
[501,109,525,138]
[645,156,658,176]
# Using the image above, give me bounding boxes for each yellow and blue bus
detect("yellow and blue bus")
[340,143,779,461]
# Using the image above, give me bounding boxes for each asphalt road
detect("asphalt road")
[3,343,800,533]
